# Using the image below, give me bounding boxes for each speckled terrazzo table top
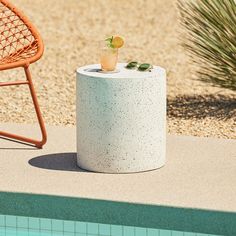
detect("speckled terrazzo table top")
[0,123,236,213]
[77,63,166,79]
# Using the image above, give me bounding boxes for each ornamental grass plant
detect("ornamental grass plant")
[178,0,236,91]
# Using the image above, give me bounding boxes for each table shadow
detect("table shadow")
[28,152,88,172]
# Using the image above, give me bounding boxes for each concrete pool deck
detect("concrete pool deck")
[0,123,235,212]
[0,123,236,235]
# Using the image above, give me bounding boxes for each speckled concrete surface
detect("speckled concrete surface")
[76,64,166,173]
[0,0,235,139]
[0,123,236,212]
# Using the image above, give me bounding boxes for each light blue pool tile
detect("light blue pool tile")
[171,230,184,236]
[52,231,63,236]
[27,229,40,236]
[99,223,110,235]
[16,228,29,236]
[64,232,74,236]
[160,229,171,236]
[75,233,86,236]
[0,216,5,227]
[123,226,135,236]
[17,216,28,228]
[5,227,17,236]
[0,227,6,236]
[184,233,196,236]
[40,229,52,236]
[75,222,87,233]
[135,227,147,236]
[52,220,63,232]
[29,218,40,229]
[6,216,17,227]
[87,223,98,234]
[5,232,17,236]
[147,228,159,236]
[172,231,184,236]
[196,234,207,236]
[111,225,122,236]
[0,215,6,227]
[40,219,52,231]
[64,221,75,233]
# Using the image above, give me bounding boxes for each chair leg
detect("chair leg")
[0,66,47,148]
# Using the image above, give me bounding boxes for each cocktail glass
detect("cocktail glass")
[100,46,118,71]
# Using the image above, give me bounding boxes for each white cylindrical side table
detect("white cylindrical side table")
[76,63,166,173]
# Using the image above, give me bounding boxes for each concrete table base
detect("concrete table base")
[76,63,166,173]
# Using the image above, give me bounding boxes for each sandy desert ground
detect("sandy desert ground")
[0,0,235,139]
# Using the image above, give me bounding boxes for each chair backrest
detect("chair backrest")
[0,0,43,65]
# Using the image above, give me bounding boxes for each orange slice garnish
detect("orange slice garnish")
[112,36,124,48]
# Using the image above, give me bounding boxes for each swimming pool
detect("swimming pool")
[0,214,220,236]
[1,191,235,236]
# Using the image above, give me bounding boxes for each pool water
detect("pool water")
[0,214,221,236]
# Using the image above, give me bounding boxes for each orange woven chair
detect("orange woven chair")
[0,0,47,148]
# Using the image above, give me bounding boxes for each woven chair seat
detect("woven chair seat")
[0,0,43,70]
[0,41,38,65]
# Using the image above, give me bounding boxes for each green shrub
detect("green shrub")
[178,0,236,90]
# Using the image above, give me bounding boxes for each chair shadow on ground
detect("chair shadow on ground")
[29,152,88,172]
[167,94,236,120]
[0,137,38,150]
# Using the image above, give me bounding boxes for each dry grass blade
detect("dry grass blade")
[178,0,236,90]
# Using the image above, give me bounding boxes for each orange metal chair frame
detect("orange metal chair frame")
[0,0,47,148]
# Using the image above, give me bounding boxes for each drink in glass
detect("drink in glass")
[100,36,124,72]
[100,47,118,71]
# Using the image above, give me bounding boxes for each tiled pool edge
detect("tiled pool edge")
[0,192,235,236]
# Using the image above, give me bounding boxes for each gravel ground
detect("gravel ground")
[0,0,235,139]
